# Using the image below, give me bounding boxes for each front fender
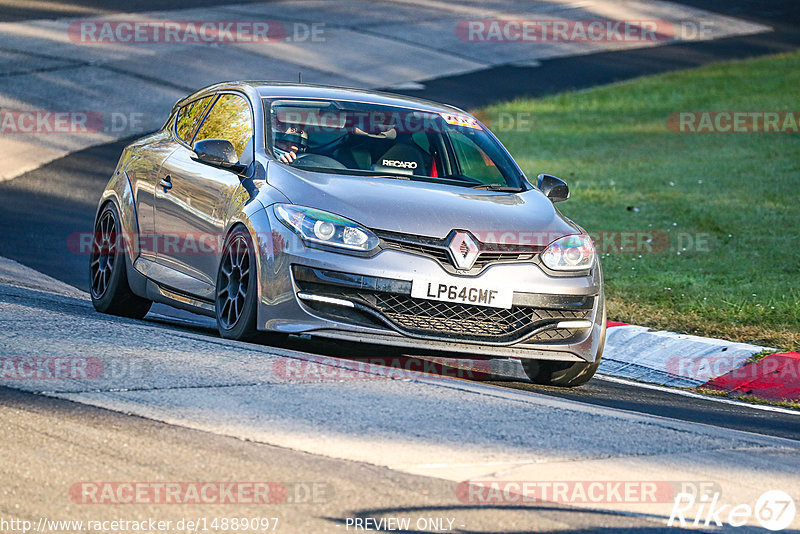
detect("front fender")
[225,200,279,330]
[222,176,292,325]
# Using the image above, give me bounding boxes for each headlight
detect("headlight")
[274,204,380,252]
[541,234,595,271]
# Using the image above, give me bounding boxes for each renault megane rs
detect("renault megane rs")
[90,82,605,386]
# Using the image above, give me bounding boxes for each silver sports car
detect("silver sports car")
[90,82,605,387]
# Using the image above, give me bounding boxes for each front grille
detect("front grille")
[386,240,450,264]
[294,269,592,344]
[375,230,540,273]
[372,293,589,343]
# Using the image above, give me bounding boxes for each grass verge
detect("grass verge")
[480,51,800,350]
[693,387,800,410]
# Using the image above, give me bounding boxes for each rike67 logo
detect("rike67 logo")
[669,490,796,531]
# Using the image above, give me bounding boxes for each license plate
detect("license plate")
[411,278,513,309]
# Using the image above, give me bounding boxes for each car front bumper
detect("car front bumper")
[251,208,605,363]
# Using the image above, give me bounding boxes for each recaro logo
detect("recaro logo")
[382,159,418,169]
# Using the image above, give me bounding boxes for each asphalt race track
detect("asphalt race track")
[3,0,799,109]
[1,0,799,438]
[0,134,798,441]
[0,1,799,532]
[388,0,800,108]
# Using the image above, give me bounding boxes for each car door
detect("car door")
[153,92,255,299]
[132,96,214,262]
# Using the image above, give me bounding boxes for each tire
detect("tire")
[521,358,601,388]
[215,226,260,341]
[89,203,152,319]
[521,323,606,387]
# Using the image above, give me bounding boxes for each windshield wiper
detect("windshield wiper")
[471,184,523,192]
[371,174,411,180]
[292,166,410,179]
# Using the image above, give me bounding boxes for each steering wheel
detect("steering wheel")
[294,153,347,169]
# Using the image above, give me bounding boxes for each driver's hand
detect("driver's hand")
[279,146,299,164]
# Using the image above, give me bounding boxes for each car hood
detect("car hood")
[265,164,579,244]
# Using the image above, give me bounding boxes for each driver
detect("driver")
[273,122,309,164]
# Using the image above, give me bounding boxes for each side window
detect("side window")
[448,130,504,184]
[194,94,253,160]
[175,96,213,144]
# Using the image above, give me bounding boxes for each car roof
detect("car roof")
[185,81,467,115]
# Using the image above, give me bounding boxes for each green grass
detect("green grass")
[478,52,800,350]
[745,349,775,364]
[730,395,800,410]
[693,388,800,410]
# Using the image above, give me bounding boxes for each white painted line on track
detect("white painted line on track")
[596,374,800,416]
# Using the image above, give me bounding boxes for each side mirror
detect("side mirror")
[537,173,570,202]
[192,139,244,172]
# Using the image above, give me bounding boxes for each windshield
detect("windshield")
[264,98,526,190]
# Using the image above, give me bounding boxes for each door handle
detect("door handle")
[159,175,172,193]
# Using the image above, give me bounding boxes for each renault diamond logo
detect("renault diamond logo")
[447,231,480,270]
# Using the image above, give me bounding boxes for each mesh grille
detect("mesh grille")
[528,327,582,341]
[372,293,588,342]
